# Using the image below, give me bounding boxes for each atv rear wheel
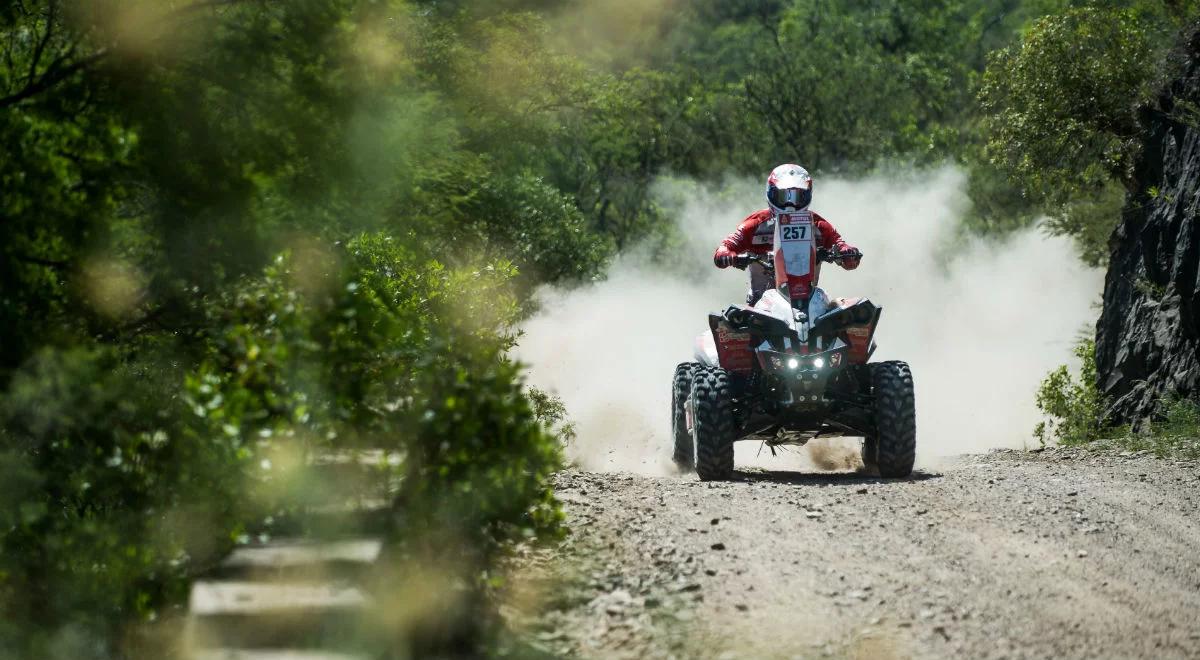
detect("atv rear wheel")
[691,366,735,481]
[866,360,916,478]
[671,362,699,468]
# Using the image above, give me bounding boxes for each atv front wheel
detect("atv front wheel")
[860,436,878,471]
[867,360,916,478]
[691,366,735,481]
[671,362,699,468]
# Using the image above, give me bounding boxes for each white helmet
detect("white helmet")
[766,164,813,213]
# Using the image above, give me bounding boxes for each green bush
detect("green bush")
[190,232,562,532]
[1034,339,1107,445]
[400,341,564,545]
[1035,339,1200,457]
[0,232,567,655]
[528,387,577,447]
[190,236,565,652]
[1106,398,1200,458]
[0,347,253,658]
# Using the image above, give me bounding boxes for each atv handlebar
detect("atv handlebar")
[735,247,862,270]
[822,246,863,264]
[734,254,771,270]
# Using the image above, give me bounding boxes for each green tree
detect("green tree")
[981,7,1153,199]
[977,3,1195,264]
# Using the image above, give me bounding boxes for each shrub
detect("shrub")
[1034,339,1107,445]
[0,234,566,656]
[1114,398,1200,458]
[0,347,254,658]
[189,236,565,652]
[1035,339,1200,457]
[527,387,577,446]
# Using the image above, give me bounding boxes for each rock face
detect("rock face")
[1096,29,1200,426]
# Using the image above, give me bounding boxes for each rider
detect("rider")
[713,164,862,304]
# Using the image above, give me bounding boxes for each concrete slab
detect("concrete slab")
[190,581,369,616]
[192,651,367,660]
[223,539,383,570]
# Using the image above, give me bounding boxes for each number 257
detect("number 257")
[783,225,808,240]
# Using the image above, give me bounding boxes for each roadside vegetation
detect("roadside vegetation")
[2,0,1199,656]
[1035,341,1107,447]
[1036,340,1200,458]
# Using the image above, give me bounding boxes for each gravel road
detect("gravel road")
[506,445,1200,659]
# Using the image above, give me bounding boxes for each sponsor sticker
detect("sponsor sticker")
[716,327,753,372]
[717,327,750,343]
[778,212,813,276]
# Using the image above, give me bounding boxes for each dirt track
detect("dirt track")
[507,446,1200,659]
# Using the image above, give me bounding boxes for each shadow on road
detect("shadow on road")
[732,468,941,486]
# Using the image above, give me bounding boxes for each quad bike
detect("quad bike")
[671,213,915,480]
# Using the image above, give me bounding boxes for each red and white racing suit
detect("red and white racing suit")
[713,208,860,304]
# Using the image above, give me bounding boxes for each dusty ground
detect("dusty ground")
[506,445,1200,659]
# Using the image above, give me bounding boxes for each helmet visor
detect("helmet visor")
[771,186,812,210]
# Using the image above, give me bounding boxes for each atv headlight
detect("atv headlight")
[786,357,800,370]
[812,357,825,370]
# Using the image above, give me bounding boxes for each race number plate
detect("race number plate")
[778,212,813,277]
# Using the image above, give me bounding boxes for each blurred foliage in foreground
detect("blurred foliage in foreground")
[0,2,589,655]
[3,0,1199,656]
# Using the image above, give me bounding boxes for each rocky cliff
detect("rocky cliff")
[1096,28,1200,426]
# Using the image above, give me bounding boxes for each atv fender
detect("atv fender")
[694,331,719,367]
[706,315,755,373]
[813,297,882,364]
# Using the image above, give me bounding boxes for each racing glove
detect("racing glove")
[714,245,737,268]
[840,245,862,270]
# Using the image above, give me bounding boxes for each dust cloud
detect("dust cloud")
[514,168,1103,474]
